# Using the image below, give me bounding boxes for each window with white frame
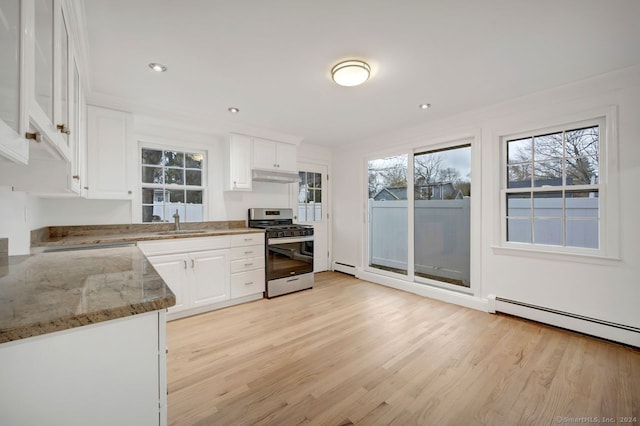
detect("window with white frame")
[503,118,603,250]
[141,148,205,223]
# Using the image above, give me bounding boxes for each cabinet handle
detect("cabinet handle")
[191,259,195,268]
[56,124,71,135]
[183,260,187,269]
[244,281,253,285]
[72,175,80,180]
[25,132,42,142]
[244,238,252,241]
[244,251,253,255]
[244,263,253,267]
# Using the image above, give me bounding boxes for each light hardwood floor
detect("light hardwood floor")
[167,272,640,425]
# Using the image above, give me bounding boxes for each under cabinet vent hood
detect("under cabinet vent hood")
[252,169,300,183]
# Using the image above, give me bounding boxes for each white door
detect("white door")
[294,162,329,272]
[190,249,230,306]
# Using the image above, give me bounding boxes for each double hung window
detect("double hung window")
[141,148,205,223]
[504,118,603,250]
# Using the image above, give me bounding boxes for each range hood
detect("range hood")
[252,169,300,183]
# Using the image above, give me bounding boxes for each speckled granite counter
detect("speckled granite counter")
[0,246,175,343]
[31,221,264,251]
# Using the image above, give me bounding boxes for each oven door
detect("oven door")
[267,236,314,281]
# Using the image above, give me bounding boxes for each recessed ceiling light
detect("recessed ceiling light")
[148,62,167,72]
[228,107,240,114]
[331,60,371,87]
[419,103,431,109]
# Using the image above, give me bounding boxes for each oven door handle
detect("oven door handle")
[268,236,314,245]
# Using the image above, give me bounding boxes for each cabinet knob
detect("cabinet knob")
[127,190,132,195]
[56,124,71,135]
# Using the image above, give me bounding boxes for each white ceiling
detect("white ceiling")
[81,0,640,147]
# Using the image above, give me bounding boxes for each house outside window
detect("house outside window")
[503,119,603,250]
[141,148,205,223]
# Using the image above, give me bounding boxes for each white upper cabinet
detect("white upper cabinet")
[27,0,75,162]
[224,134,252,191]
[0,0,86,192]
[0,0,28,164]
[86,105,135,199]
[252,138,297,172]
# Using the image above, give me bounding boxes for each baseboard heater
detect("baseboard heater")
[333,261,356,276]
[490,295,640,347]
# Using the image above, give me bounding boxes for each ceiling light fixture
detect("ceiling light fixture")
[331,60,371,87]
[419,103,431,109]
[228,107,239,114]
[148,62,167,72]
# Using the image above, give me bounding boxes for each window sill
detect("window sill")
[490,244,621,265]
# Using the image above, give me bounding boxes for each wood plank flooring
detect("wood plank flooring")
[166,272,640,425]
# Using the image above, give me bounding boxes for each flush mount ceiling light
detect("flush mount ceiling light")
[331,60,371,87]
[228,107,240,114]
[419,103,432,109]
[148,62,167,72]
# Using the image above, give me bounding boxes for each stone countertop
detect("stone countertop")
[31,222,264,251]
[0,246,176,343]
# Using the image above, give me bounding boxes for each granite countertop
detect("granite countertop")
[0,246,176,343]
[31,221,264,250]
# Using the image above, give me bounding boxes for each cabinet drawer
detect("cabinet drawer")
[230,244,264,259]
[231,269,265,298]
[230,256,265,274]
[230,233,264,247]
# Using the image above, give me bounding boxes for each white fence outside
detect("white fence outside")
[369,199,470,285]
[368,197,598,285]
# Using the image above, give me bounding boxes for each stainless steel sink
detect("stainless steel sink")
[156,230,207,235]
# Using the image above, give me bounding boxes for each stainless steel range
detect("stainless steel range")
[248,208,314,298]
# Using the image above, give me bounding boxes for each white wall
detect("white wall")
[332,65,640,331]
[0,186,43,255]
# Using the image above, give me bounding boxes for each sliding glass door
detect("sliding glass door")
[367,155,408,275]
[414,144,471,287]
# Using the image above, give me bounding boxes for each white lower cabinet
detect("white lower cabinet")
[139,234,265,320]
[0,311,167,426]
[190,250,230,306]
[145,253,189,312]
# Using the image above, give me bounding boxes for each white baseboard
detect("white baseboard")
[167,293,264,321]
[357,270,489,312]
[332,261,357,276]
[491,295,640,347]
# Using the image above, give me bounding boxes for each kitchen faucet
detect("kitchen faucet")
[173,209,180,231]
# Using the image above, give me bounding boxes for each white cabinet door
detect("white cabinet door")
[0,0,28,165]
[147,254,188,313]
[190,249,230,306]
[226,134,252,191]
[86,105,135,199]
[276,142,297,172]
[252,138,297,171]
[252,138,277,170]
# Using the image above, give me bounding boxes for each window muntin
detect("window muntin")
[298,171,322,222]
[141,148,205,223]
[504,122,600,250]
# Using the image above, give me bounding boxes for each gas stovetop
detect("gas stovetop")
[248,208,314,239]
[251,224,314,238]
